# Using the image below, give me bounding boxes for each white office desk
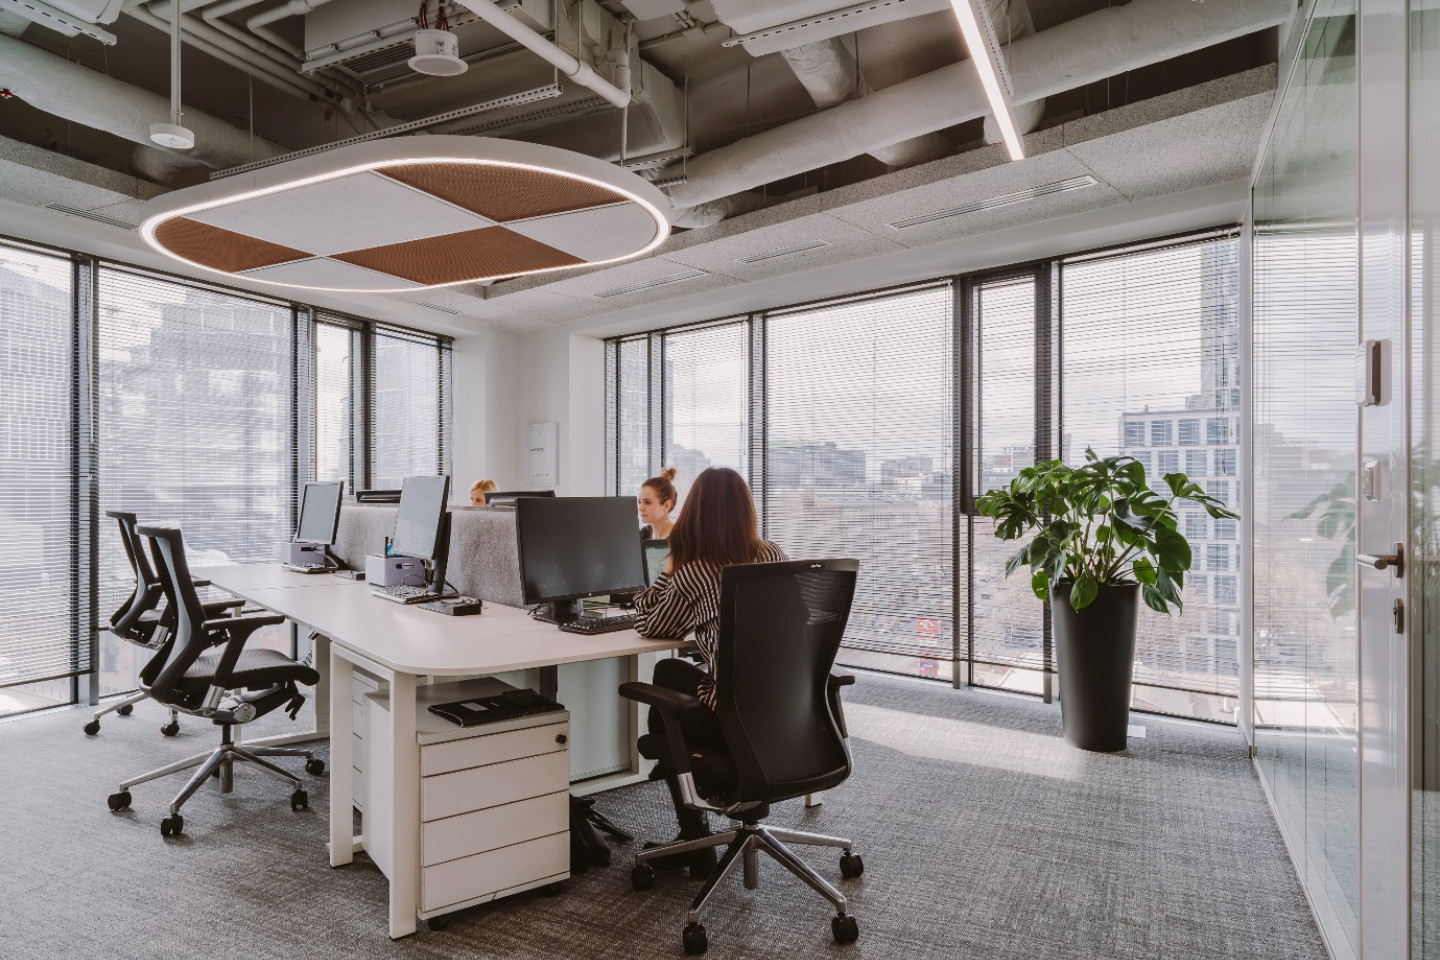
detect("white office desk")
[198,566,675,939]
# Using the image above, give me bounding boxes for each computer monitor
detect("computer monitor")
[516,496,648,622]
[392,475,450,563]
[485,489,556,507]
[641,539,669,586]
[294,481,344,545]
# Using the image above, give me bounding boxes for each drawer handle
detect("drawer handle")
[555,734,568,745]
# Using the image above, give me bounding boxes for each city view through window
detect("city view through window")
[608,232,1242,721]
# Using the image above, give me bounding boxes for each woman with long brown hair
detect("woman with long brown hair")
[634,466,786,850]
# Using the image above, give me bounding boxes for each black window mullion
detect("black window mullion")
[73,255,98,707]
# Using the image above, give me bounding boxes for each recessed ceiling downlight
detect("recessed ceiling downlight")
[138,137,672,293]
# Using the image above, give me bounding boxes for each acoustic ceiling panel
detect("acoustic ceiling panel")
[503,202,662,263]
[139,137,670,292]
[240,257,424,291]
[189,171,494,256]
[333,226,586,285]
[152,217,311,273]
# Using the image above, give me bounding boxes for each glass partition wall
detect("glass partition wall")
[607,232,1242,718]
[1251,3,1359,957]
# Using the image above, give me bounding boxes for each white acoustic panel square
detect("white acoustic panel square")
[504,203,660,263]
[191,172,495,256]
[240,257,422,291]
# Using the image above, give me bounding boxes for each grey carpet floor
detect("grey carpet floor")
[0,675,1327,960]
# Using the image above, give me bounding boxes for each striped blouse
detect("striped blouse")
[633,540,788,709]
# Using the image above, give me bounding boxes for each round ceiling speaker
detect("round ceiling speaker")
[149,122,195,150]
[409,29,467,77]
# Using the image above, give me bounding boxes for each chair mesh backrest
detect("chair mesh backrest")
[106,511,162,636]
[714,559,859,802]
[134,525,212,704]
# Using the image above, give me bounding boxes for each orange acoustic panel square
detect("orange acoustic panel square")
[152,217,312,273]
[377,163,623,222]
[331,226,586,285]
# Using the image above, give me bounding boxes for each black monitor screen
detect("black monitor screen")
[516,497,648,604]
[391,476,450,562]
[485,489,556,506]
[295,481,344,545]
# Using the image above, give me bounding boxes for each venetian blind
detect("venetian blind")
[0,242,81,690]
[1060,231,1242,703]
[760,284,955,666]
[369,325,452,488]
[661,320,749,506]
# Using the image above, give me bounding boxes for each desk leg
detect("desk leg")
[311,632,331,737]
[388,672,420,940]
[328,650,355,868]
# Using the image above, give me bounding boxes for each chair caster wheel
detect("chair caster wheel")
[631,863,655,891]
[107,791,131,811]
[426,915,451,931]
[160,721,180,737]
[682,922,708,955]
[160,814,184,837]
[117,703,134,716]
[84,720,100,736]
[840,851,864,878]
[832,913,859,944]
[305,758,325,776]
[291,789,309,812]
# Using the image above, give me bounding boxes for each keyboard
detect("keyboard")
[282,562,329,574]
[371,584,445,604]
[557,613,638,635]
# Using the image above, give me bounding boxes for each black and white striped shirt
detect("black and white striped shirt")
[633,541,788,709]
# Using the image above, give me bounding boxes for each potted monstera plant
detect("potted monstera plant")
[977,450,1238,751]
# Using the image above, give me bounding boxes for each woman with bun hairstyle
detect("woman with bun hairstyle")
[633,466,787,853]
[636,467,678,539]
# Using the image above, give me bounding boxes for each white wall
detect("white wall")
[451,326,523,492]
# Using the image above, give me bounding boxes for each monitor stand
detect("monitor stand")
[533,599,584,625]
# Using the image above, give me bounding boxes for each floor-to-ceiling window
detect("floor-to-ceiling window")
[0,242,77,716]
[0,239,455,719]
[605,237,1241,714]
[1252,3,1359,955]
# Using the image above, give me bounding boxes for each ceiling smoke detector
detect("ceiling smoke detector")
[409,29,467,77]
[149,122,195,150]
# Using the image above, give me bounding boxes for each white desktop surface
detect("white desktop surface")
[194,563,357,592]
[197,562,672,939]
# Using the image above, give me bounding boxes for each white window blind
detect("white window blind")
[370,326,451,488]
[1060,232,1241,702]
[608,337,651,495]
[762,285,954,669]
[0,242,80,694]
[661,321,749,506]
[312,319,358,486]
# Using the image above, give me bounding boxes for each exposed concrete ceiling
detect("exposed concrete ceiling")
[0,0,1291,338]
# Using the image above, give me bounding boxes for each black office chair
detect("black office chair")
[86,510,242,737]
[620,558,864,956]
[105,524,324,838]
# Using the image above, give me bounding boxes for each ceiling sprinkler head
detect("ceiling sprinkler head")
[409,29,467,77]
[149,122,195,150]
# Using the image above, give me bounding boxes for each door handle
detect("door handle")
[1356,542,1404,577]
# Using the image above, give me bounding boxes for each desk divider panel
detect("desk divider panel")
[334,503,525,608]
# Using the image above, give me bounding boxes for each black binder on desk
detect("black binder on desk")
[427,689,564,727]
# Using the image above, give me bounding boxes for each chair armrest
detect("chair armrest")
[203,614,287,687]
[827,673,856,739]
[201,598,244,614]
[190,578,211,588]
[619,680,704,776]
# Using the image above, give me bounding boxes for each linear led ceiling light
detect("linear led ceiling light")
[139,137,671,293]
[947,0,1024,161]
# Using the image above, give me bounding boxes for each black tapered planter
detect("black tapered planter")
[1051,581,1140,752]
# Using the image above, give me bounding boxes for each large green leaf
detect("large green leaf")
[1154,526,1191,572]
[1070,573,1099,611]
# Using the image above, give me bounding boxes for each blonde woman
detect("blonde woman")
[469,478,497,505]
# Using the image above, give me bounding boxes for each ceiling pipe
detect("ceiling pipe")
[0,9,28,34]
[247,0,333,59]
[194,0,364,101]
[453,0,631,109]
[781,37,953,169]
[666,0,1294,210]
[122,0,337,104]
[0,32,285,179]
[670,192,777,229]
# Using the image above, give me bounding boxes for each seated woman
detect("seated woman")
[633,466,787,852]
[469,478,497,506]
[636,467,678,539]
